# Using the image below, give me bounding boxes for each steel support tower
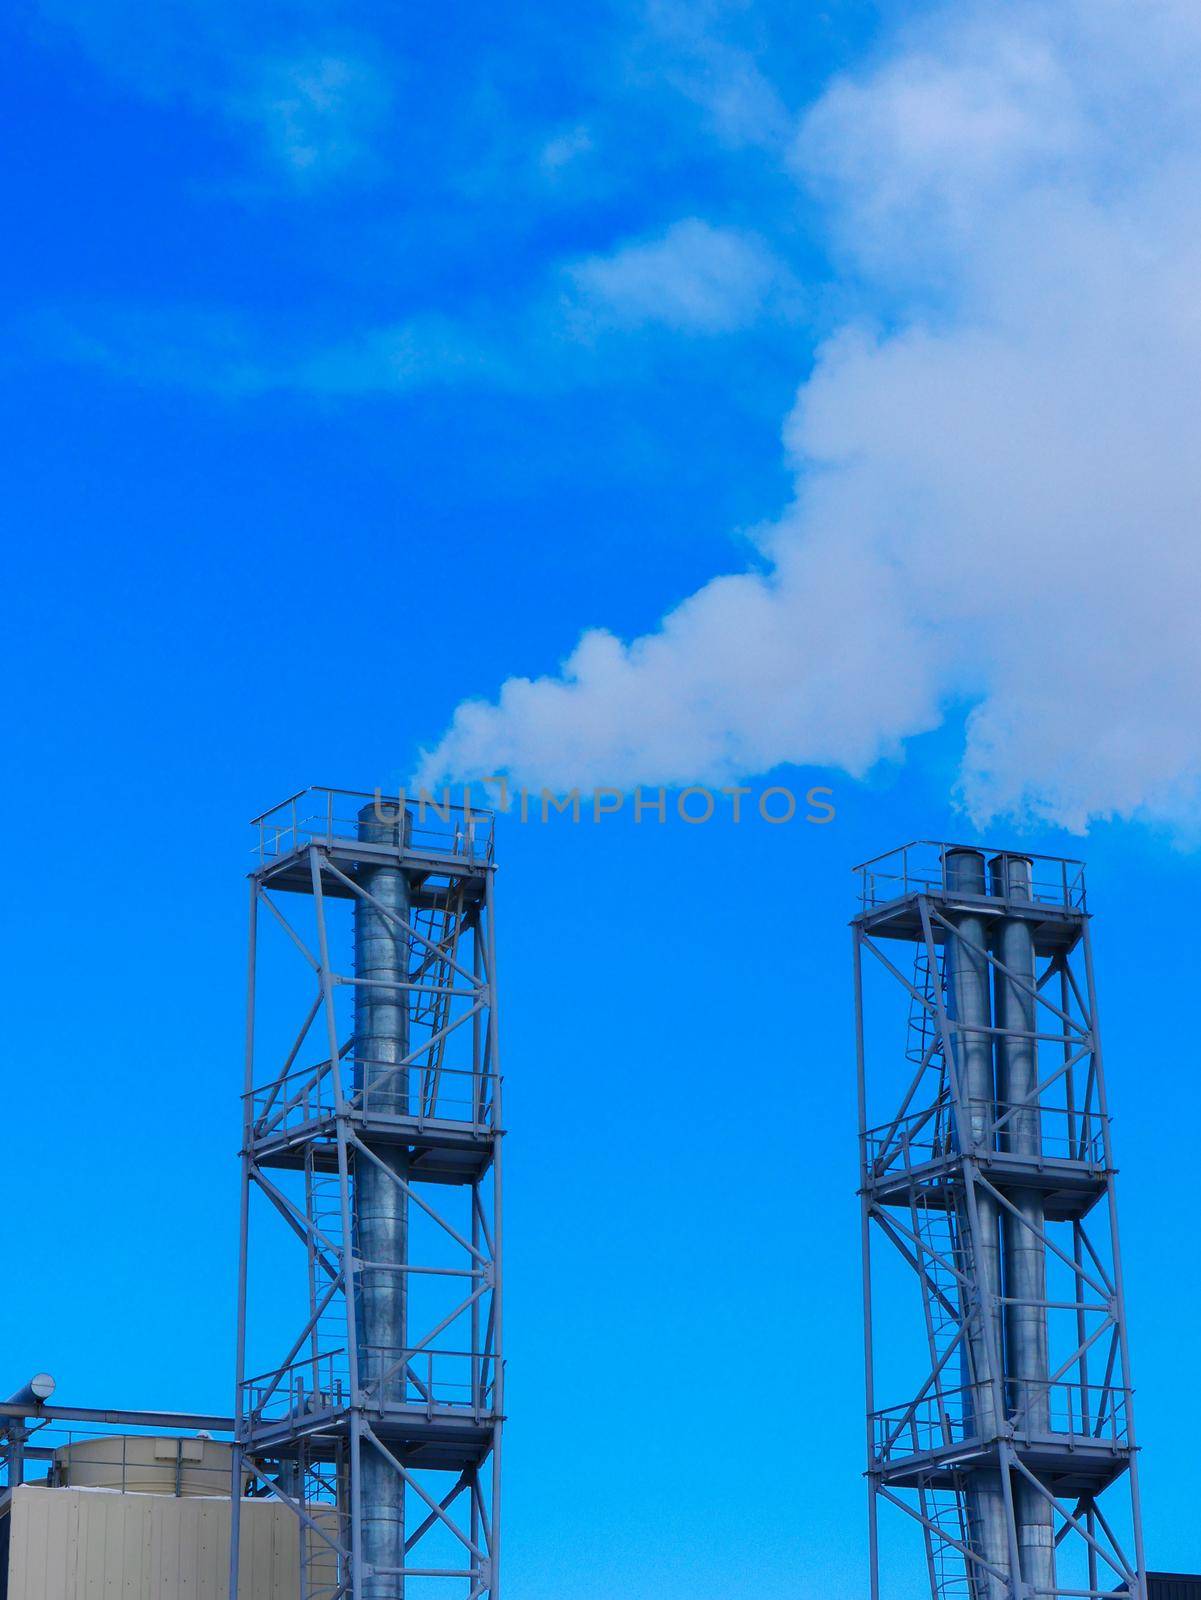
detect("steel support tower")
[232,788,503,1600]
[853,842,1145,1600]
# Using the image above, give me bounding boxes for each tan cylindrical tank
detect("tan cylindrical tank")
[4,1439,341,1598]
[50,1435,238,1497]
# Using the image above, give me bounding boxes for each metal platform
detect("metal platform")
[854,840,1089,955]
[866,1152,1109,1225]
[243,1407,495,1478]
[257,843,489,912]
[877,1436,1134,1500]
[250,1110,498,1187]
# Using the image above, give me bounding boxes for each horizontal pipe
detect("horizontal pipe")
[6,1375,54,1409]
[0,1402,233,1429]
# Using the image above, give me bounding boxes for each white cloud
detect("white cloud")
[418,0,1201,833]
[35,307,508,398]
[643,0,793,150]
[540,125,593,172]
[37,1,387,184]
[566,218,792,334]
[298,316,503,392]
[29,305,278,395]
[230,53,390,180]
[41,214,796,396]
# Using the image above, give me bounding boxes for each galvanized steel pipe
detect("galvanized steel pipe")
[991,853,1055,1596]
[355,802,411,1599]
[944,848,1009,1599]
[6,1374,54,1409]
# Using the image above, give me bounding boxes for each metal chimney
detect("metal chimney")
[355,802,411,1597]
[990,854,1055,1595]
[233,786,504,1600]
[943,849,1008,1597]
[853,840,1146,1600]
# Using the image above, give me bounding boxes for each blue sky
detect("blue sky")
[5,0,1201,1594]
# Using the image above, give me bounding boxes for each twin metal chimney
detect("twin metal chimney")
[854,841,1144,1599]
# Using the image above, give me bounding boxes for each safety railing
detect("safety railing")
[872,1378,1130,1465]
[242,1351,350,1427]
[243,1348,494,1426]
[854,841,1086,914]
[354,1054,497,1127]
[359,1347,496,1415]
[872,1386,973,1462]
[249,1059,498,1142]
[1,1421,237,1496]
[1019,1378,1130,1445]
[865,1102,1108,1180]
[864,1103,956,1177]
[990,1100,1107,1166]
[252,787,494,867]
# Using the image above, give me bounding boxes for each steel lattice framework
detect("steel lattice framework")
[231,787,503,1600]
[853,842,1145,1600]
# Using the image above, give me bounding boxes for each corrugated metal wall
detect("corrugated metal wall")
[1149,1575,1201,1600]
[4,1486,307,1599]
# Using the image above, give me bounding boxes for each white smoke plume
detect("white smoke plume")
[417,1,1201,833]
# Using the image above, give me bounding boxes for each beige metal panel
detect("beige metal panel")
[3,1486,314,1600]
